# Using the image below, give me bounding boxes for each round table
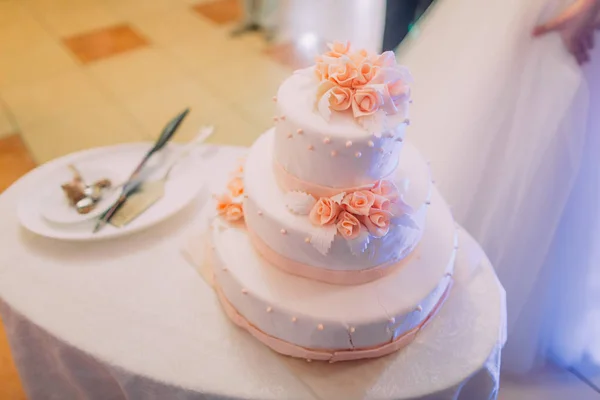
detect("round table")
[0,145,506,400]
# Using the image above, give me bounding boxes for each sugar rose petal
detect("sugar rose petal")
[372,194,391,211]
[309,197,341,226]
[341,190,375,216]
[352,86,383,118]
[325,41,351,58]
[336,211,361,239]
[328,62,358,88]
[216,194,233,215]
[224,203,244,222]
[362,209,391,237]
[353,62,379,88]
[227,177,244,198]
[329,86,353,111]
[371,180,400,202]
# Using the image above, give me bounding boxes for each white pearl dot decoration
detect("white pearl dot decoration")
[297,128,304,134]
[306,359,312,363]
[292,317,297,322]
[355,151,362,158]
[395,137,404,142]
[287,133,293,139]
[388,317,396,324]
[425,200,431,205]
[280,228,287,234]
[445,272,453,278]
[323,137,331,144]
[385,132,394,138]
[349,327,356,333]
[280,115,286,121]
[367,140,374,147]
[378,148,384,153]
[272,96,277,101]
[304,237,311,243]
[257,210,263,216]
[330,150,337,157]
[345,140,353,147]
[307,145,314,151]
[404,118,411,125]
[266,306,273,313]
[273,116,279,122]
[222,267,228,272]
[241,288,248,294]
[317,324,324,331]
[416,305,423,312]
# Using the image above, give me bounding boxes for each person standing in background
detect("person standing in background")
[231,0,279,42]
[382,0,435,51]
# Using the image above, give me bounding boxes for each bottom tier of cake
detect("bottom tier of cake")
[208,185,457,362]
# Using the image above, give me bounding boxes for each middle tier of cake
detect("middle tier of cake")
[243,129,432,284]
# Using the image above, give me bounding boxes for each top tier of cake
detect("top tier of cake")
[273,42,411,193]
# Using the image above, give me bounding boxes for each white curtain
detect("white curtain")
[397,0,600,373]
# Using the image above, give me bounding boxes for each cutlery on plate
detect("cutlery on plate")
[108,126,214,228]
[93,108,190,233]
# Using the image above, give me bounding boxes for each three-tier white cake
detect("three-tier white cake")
[209,42,456,362]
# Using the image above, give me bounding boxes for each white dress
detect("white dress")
[397,0,600,373]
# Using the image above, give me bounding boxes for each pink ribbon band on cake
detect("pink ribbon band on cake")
[214,279,452,362]
[273,161,388,198]
[247,226,416,285]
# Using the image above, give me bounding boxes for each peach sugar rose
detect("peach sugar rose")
[224,203,244,222]
[216,194,233,215]
[227,177,244,198]
[309,197,341,226]
[341,190,375,216]
[361,209,391,238]
[371,180,400,202]
[328,62,358,88]
[336,211,361,240]
[352,86,383,118]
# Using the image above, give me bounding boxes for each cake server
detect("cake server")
[93,108,190,233]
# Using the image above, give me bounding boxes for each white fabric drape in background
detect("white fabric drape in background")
[397,0,600,373]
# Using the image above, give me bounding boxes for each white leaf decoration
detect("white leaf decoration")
[310,224,337,256]
[330,192,346,205]
[317,88,333,121]
[284,191,317,215]
[346,224,371,256]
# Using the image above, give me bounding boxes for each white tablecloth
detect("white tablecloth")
[0,145,506,400]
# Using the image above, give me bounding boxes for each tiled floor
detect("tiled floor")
[0,0,597,398]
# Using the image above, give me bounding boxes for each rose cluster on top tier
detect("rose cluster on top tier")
[313,41,412,129]
[309,180,412,240]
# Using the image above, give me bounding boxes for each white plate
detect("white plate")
[17,143,209,241]
[39,167,122,224]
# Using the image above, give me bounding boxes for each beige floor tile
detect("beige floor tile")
[0,42,79,89]
[118,79,260,147]
[104,0,186,18]
[163,32,258,73]
[0,104,16,140]
[32,3,124,38]
[22,0,99,14]
[0,5,55,55]
[129,7,215,46]
[499,364,599,400]
[20,103,146,163]
[85,47,188,100]
[1,69,113,128]
[193,53,290,106]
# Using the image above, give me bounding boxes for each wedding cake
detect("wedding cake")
[209,42,456,362]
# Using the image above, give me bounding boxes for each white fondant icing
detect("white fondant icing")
[210,186,455,350]
[274,69,407,188]
[244,130,431,271]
